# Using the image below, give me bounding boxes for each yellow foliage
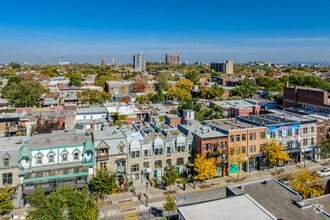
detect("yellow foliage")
[289,168,324,199]
[167,87,191,100]
[175,79,193,91]
[264,139,289,167]
[229,147,248,180]
[193,154,217,181]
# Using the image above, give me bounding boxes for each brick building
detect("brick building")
[205,119,267,174]
[283,82,330,115]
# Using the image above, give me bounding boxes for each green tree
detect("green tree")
[163,196,176,216]
[153,88,166,102]
[162,165,179,190]
[185,70,200,84]
[27,185,99,220]
[77,89,111,104]
[320,138,330,161]
[0,185,17,214]
[230,78,259,98]
[9,62,21,70]
[40,66,57,77]
[90,168,117,198]
[1,81,46,107]
[69,72,83,86]
[156,72,171,91]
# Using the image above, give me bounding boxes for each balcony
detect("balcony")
[97,154,109,161]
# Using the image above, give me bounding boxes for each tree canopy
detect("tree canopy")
[27,186,99,220]
[185,70,200,84]
[0,185,17,214]
[161,165,179,189]
[77,89,111,104]
[89,168,117,198]
[230,78,259,98]
[193,154,217,183]
[131,78,148,92]
[264,139,289,171]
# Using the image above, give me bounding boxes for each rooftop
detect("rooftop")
[205,119,263,132]
[228,178,328,220]
[27,130,91,149]
[178,194,276,220]
[76,106,107,114]
[94,126,127,140]
[237,115,299,126]
[180,120,227,139]
[211,100,258,109]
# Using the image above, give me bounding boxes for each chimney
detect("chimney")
[92,120,95,131]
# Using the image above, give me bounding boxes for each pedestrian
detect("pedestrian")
[139,192,141,200]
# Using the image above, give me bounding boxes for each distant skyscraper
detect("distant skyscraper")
[133,53,146,71]
[101,59,106,66]
[210,60,233,74]
[166,53,180,65]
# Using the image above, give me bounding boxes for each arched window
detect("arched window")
[177,157,184,166]
[131,163,139,172]
[48,155,55,163]
[166,159,172,167]
[143,162,149,168]
[154,160,162,169]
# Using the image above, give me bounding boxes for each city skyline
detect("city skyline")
[1,0,330,64]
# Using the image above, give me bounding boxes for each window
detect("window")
[213,143,217,152]
[177,145,185,152]
[166,159,172,166]
[155,148,163,156]
[320,128,323,134]
[48,155,55,163]
[250,145,256,153]
[303,139,308,146]
[131,164,139,172]
[74,152,79,160]
[279,130,282,137]
[260,132,266,139]
[154,160,162,169]
[250,133,256,140]
[242,134,246,141]
[100,162,107,169]
[62,153,68,162]
[270,131,275,139]
[242,147,246,154]
[144,150,148,158]
[260,144,265,150]
[131,151,140,158]
[167,147,171,155]
[203,143,211,152]
[230,148,234,155]
[177,158,184,166]
[219,142,226,150]
[288,129,292,136]
[143,162,149,168]
[236,135,240,142]
[4,158,9,167]
[2,173,12,185]
[36,156,42,165]
[311,138,315,145]
[311,127,314,133]
[230,135,234,142]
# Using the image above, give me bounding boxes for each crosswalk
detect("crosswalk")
[119,200,138,220]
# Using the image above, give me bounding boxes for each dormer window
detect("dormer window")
[4,158,9,167]
[74,152,79,160]
[48,155,55,163]
[36,156,42,165]
[62,153,68,162]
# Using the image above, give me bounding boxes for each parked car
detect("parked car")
[317,167,330,177]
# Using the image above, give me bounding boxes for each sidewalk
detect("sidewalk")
[103,160,324,205]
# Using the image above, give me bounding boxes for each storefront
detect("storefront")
[285,149,301,165]
[301,146,317,161]
[253,154,267,170]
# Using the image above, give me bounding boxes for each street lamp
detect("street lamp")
[145,181,149,207]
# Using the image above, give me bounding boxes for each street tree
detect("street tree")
[89,168,117,198]
[163,196,176,216]
[320,138,330,162]
[230,147,248,180]
[27,185,99,220]
[229,78,259,98]
[0,185,17,214]
[193,154,217,184]
[132,78,148,92]
[264,139,289,171]
[289,168,324,205]
[162,165,179,190]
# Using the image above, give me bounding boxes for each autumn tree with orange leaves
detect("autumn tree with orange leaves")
[131,78,148,93]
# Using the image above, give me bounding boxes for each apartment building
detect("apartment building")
[205,119,267,173]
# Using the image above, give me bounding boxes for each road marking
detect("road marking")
[213,191,222,199]
[121,203,134,208]
[197,194,204,202]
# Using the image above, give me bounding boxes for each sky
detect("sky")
[1,0,330,64]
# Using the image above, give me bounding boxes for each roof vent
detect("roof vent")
[238,185,244,190]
